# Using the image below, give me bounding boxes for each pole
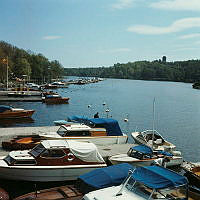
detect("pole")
[152,98,156,149]
[6,56,8,90]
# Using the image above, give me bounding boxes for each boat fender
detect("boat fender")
[67,152,75,161]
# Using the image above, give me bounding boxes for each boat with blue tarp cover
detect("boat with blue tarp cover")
[82,165,189,200]
[39,118,128,145]
[0,105,35,119]
[77,163,135,194]
[109,144,183,167]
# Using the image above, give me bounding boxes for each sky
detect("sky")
[1,0,200,68]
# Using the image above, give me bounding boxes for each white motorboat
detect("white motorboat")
[82,165,189,200]
[109,144,183,167]
[0,140,106,182]
[39,118,128,145]
[131,129,176,152]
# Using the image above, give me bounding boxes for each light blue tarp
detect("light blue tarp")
[132,166,188,189]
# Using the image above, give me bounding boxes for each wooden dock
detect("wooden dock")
[0,96,42,102]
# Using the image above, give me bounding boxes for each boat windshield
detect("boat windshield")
[57,126,67,136]
[4,155,15,165]
[125,177,187,199]
[29,143,46,157]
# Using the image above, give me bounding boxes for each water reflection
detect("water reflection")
[0,118,34,128]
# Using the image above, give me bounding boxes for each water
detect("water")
[1,77,200,163]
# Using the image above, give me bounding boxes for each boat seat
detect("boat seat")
[154,139,162,145]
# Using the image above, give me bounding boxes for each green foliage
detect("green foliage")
[64,60,200,83]
[0,41,64,84]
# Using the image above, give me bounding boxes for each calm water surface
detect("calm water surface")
[1,77,200,163]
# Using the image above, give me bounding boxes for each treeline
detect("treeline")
[0,41,64,84]
[64,60,200,83]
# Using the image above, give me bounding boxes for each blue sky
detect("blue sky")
[1,0,200,68]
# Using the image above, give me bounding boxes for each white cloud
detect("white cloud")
[150,0,200,11]
[99,48,131,53]
[43,36,62,40]
[111,0,135,10]
[127,17,200,35]
[179,33,200,39]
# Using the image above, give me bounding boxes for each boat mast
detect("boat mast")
[152,98,156,149]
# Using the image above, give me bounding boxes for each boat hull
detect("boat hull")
[0,161,106,182]
[40,135,128,145]
[0,110,35,119]
[109,156,154,167]
[43,98,69,104]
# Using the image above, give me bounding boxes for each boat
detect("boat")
[109,144,183,167]
[14,163,134,200]
[0,105,35,119]
[131,129,176,152]
[82,165,189,200]
[0,140,106,182]
[182,161,200,190]
[42,94,70,104]
[51,81,69,88]
[13,185,83,200]
[2,135,41,150]
[77,163,135,194]
[40,118,128,145]
[7,91,32,97]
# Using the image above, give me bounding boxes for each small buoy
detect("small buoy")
[102,102,106,106]
[124,118,128,122]
[105,109,109,112]
[88,105,91,108]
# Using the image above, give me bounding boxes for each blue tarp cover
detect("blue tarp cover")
[67,115,89,123]
[132,166,188,189]
[0,105,12,113]
[132,145,153,155]
[67,116,123,136]
[86,118,123,136]
[78,163,134,189]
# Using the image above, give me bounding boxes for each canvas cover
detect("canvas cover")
[67,115,89,123]
[132,166,188,189]
[87,118,123,136]
[67,116,123,136]
[132,145,153,155]
[0,105,12,113]
[77,163,135,193]
[67,140,105,163]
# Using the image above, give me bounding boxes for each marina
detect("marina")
[0,78,200,199]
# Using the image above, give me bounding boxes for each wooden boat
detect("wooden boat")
[82,165,189,200]
[13,185,83,200]
[42,94,70,104]
[14,163,134,200]
[131,129,176,151]
[40,118,128,145]
[109,144,183,167]
[2,135,41,150]
[0,140,106,182]
[0,105,35,119]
